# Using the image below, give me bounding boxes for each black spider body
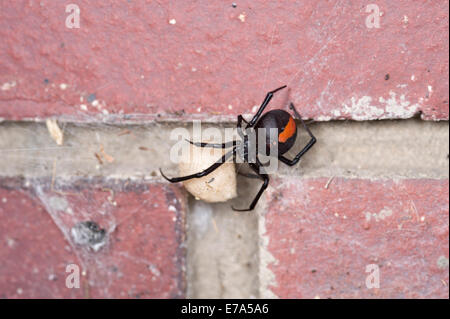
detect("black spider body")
[253,109,298,156]
[160,85,316,211]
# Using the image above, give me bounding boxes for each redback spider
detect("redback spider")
[160,85,316,211]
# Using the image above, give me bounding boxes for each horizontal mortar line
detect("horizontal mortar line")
[0,120,447,180]
[0,174,448,184]
[275,172,449,180]
[0,114,250,124]
[1,116,449,125]
[0,146,79,151]
[0,163,447,180]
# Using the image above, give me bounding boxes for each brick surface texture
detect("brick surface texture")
[0,179,185,298]
[264,178,449,298]
[0,1,448,121]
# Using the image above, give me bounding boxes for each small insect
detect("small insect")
[160,85,316,211]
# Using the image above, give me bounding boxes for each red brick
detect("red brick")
[0,1,447,121]
[0,178,186,298]
[0,183,84,298]
[264,178,449,298]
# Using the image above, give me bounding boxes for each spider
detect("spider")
[160,85,316,211]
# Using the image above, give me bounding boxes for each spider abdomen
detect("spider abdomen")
[254,109,297,155]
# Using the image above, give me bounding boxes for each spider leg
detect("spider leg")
[279,103,316,166]
[185,139,236,149]
[232,162,269,211]
[247,85,287,127]
[160,148,235,182]
[238,115,249,125]
[237,115,247,138]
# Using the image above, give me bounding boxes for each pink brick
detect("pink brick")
[264,178,449,298]
[0,179,186,298]
[0,1,447,121]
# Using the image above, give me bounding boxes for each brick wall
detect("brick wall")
[0,1,448,298]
